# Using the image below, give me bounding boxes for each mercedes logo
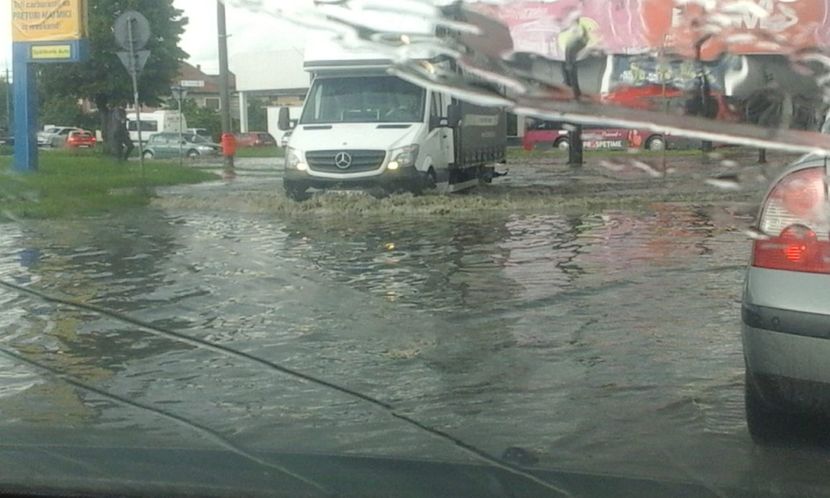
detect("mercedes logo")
[334,152,353,170]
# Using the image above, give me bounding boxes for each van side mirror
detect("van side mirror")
[447,103,461,127]
[429,115,446,130]
[278,107,291,131]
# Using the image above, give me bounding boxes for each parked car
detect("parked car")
[742,153,830,441]
[142,132,221,160]
[186,128,212,140]
[523,123,675,152]
[234,131,277,147]
[64,130,97,149]
[523,84,742,152]
[0,127,12,146]
[37,126,83,147]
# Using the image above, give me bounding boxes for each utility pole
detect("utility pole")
[217,0,235,179]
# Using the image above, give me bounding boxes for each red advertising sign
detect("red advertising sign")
[476,0,830,60]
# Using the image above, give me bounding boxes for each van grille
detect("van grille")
[306,150,386,173]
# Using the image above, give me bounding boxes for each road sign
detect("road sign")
[180,80,206,88]
[113,11,152,176]
[117,50,151,76]
[114,11,151,51]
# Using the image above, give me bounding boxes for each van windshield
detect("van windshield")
[300,76,425,124]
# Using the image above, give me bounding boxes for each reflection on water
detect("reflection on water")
[0,202,826,493]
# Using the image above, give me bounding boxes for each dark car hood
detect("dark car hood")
[0,428,804,498]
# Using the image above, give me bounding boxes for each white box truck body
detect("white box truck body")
[127,110,187,144]
[279,38,506,200]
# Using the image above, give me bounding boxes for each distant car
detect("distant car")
[0,128,12,146]
[64,130,97,149]
[522,84,742,152]
[186,128,212,140]
[38,126,83,147]
[742,155,830,442]
[235,132,277,148]
[142,132,221,160]
[523,124,673,152]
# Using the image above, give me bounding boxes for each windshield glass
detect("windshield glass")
[6,1,830,497]
[300,76,426,124]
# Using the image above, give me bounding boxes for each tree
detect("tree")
[38,0,188,157]
[0,75,11,134]
[164,98,222,141]
[40,95,98,131]
[247,97,270,132]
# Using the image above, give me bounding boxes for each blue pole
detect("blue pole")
[12,42,38,173]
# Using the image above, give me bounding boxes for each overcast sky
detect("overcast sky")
[1,0,311,77]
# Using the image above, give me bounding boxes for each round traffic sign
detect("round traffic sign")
[114,11,152,51]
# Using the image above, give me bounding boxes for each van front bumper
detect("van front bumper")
[283,167,422,191]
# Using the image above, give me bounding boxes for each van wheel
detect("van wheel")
[646,136,666,151]
[187,149,199,159]
[284,182,311,202]
[142,151,154,160]
[555,138,570,151]
[412,168,437,195]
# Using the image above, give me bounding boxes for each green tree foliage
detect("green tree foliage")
[38,0,188,155]
[247,97,270,132]
[40,96,98,130]
[0,76,11,134]
[165,98,222,141]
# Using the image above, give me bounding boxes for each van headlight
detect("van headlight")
[286,147,308,172]
[388,145,420,171]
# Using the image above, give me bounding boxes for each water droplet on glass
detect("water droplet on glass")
[629,160,663,178]
[745,227,772,241]
[706,174,742,191]
[599,159,626,172]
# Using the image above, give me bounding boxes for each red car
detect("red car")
[65,130,97,149]
[522,84,740,152]
[234,132,276,148]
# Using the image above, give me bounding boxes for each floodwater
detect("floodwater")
[2,155,830,496]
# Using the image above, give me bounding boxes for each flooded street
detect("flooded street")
[3,154,830,496]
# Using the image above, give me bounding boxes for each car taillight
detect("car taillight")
[753,167,830,273]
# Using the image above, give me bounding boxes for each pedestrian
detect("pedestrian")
[113,104,134,161]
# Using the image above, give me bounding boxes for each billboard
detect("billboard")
[476,0,830,60]
[642,0,830,59]
[11,0,88,43]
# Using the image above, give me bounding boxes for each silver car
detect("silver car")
[742,155,830,441]
[37,126,82,147]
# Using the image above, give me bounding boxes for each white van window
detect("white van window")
[128,120,159,132]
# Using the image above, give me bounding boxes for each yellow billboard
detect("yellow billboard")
[12,0,88,43]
